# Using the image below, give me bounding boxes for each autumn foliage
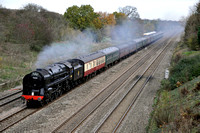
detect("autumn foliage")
[97,12,116,26]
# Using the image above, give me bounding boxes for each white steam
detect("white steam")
[110,20,143,45]
[34,30,96,68]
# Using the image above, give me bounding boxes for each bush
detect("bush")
[160,79,171,91]
[30,40,46,52]
[168,54,200,90]
[187,34,199,50]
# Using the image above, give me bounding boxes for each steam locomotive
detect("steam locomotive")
[21,32,163,106]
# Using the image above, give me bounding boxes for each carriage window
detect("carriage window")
[89,62,91,69]
[90,62,92,68]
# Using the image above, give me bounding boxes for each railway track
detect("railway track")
[0,105,28,132]
[52,34,174,133]
[0,90,22,107]
[93,36,177,133]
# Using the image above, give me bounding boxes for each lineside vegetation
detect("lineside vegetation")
[147,1,200,132]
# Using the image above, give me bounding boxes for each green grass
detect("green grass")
[147,77,200,132]
[183,51,200,56]
[0,42,38,91]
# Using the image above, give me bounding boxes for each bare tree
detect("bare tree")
[179,16,187,27]
[23,3,46,12]
[119,6,140,19]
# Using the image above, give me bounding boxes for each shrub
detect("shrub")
[187,34,199,50]
[169,54,200,90]
[160,79,171,91]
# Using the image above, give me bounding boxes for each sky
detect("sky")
[0,0,199,20]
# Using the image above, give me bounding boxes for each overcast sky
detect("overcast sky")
[0,0,199,20]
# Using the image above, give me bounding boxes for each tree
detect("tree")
[143,20,155,32]
[105,13,116,25]
[64,5,99,31]
[198,26,200,45]
[179,16,187,27]
[184,1,200,50]
[119,6,140,19]
[113,12,127,25]
[93,17,103,29]
[23,3,46,12]
[196,1,200,13]
[97,12,116,26]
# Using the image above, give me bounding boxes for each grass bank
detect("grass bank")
[0,42,38,91]
[147,41,200,132]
